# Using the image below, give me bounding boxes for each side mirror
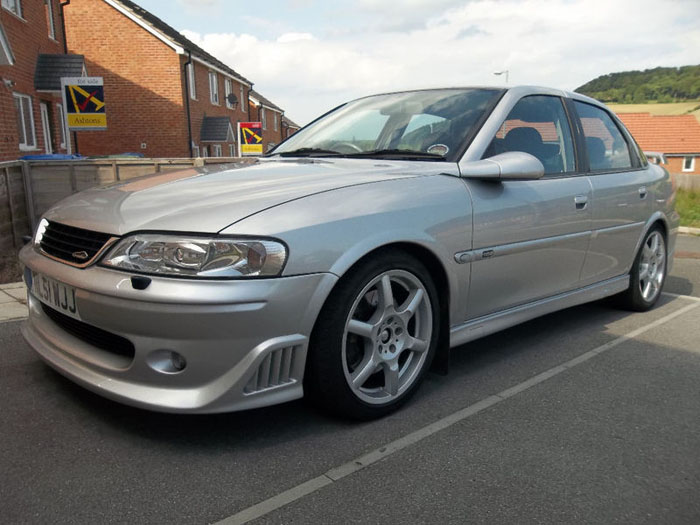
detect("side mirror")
[460,151,544,181]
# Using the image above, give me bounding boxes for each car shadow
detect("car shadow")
[664,274,695,296]
[35,294,681,451]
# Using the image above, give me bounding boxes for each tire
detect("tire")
[305,251,440,420]
[615,227,667,311]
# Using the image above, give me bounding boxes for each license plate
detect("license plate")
[31,271,80,320]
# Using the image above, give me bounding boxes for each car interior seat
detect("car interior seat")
[586,137,609,170]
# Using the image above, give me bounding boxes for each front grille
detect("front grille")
[41,303,135,360]
[244,346,298,394]
[40,221,113,266]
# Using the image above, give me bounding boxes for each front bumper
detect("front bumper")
[20,245,338,413]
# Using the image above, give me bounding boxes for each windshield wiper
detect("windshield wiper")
[344,149,446,161]
[275,148,344,157]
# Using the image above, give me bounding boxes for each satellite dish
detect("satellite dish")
[226,93,238,107]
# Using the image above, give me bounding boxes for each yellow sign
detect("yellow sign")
[238,122,263,156]
[61,77,107,130]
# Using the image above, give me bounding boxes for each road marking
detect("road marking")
[216,299,700,524]
[662,292,700,302]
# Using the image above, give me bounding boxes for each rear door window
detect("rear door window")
[483,95,576,175]
[573,101,633,171]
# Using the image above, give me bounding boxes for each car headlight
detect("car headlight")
[100,234,287,278]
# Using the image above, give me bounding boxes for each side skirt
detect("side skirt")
[449,275,630,348]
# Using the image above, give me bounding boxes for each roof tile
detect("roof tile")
[616,113,700,154]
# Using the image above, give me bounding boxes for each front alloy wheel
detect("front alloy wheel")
[306,252,439,419]
[343,269,433,405]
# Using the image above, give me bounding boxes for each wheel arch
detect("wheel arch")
[308,241,452,380]
[630,212,671,270]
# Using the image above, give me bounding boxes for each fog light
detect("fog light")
[146,350,187,374]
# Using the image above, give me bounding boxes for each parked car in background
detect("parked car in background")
[20,86,678,419]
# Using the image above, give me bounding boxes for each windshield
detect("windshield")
[270,88,503,161]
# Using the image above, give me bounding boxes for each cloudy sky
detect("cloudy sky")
[135,0,700,125]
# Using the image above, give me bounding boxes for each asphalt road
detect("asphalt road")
[1,240,700,524]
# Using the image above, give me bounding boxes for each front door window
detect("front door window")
[484,95,576,175]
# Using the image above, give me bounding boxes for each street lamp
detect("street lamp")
[493,70,509,84]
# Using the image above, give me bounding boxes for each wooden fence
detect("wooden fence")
[673,172,700,191]
[0,157,254,253]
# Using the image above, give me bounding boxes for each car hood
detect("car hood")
[42,158,437,235]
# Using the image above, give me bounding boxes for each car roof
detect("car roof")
[350,86,608,110]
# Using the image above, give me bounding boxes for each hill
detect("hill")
[575,65,700,103]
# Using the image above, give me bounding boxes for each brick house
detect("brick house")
[249,89,285,152]
[616,113,700,175]
[0,0,83,161]
[281,115,300,140]
[62,0,259,158]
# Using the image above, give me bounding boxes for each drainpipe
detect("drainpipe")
[59,0,78,155]
[183,50,194,158]
[59,0,70,54]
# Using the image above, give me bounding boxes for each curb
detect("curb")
[0,282,28,322]
[679,226,700,235]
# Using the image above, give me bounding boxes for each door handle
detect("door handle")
[574,195,588,210]
[639,186,648,199]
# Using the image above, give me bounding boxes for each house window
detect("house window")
[2,0,22,18]
[187,63,196,100]
[212,144,222,157]
[683,156,695,172]
[225,78,234,109]
[46,0,56,40]
[39,102,53,154]
[14,93,36,150]
[56,103,67,149]
[240,85,246,112]
[229,143,235,157]
[192,143,200,158]
[209,71,219,105]
[202,146,209,158]
[261,108,267,130]
[273,112,279,132]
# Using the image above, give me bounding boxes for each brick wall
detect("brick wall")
[664,155,700,176]
[64,0,189,157]
[185,56,250,157]
[0,0,72,161]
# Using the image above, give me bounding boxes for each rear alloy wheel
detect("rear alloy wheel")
[617,227,666,311]
[306,253,439,419]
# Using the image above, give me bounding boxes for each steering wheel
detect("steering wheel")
[329,141,363,154]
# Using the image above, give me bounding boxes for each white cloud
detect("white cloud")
[276,32,315,43]
[182,0,700,125]
[175,0,219,10]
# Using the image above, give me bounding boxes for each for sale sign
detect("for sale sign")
[238,122,263,156]
[61,77,106,130]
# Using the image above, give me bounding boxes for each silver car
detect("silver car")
[20,86,678,419]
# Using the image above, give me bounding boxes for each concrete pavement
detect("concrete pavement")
[0,282,27,322]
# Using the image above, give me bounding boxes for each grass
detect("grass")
[0,252,22,285]
[676,189,700,228]
[607,101,700,118]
